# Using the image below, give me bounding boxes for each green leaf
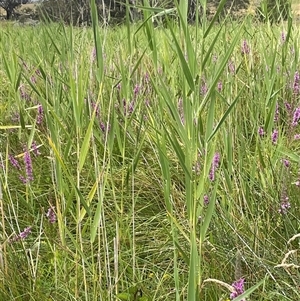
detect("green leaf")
[206,88,243,143]
[78,103,96,172]
[116,292,132,301]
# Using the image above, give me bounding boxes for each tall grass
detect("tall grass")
[0,1,300,300]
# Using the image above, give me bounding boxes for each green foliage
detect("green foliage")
[1,4,300,301]
[257,0,292,23]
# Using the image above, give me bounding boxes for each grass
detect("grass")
[0,1,300,300]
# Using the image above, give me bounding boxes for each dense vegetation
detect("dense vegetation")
[36,0,290,25]
[0,0,299,301]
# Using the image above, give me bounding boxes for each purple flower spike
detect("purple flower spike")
[292,107,300,126]
[31,141,41,156]
[9,154,21,170]
[241,40,250,55]
[46,207,56,224]
[11,226,32,242]
[19,226,32,239]
[24,150,33,182]
[201,82,208,96]
[281,159,290,168]
[30,76,37,84]
[209,153,220,181]
[37,104,44,125]
[100,121,110,133]
[284,102,292,111]
[279,199,291,214]
[258,127,265,137]
[293,71,300,94]
[134,84,140,97]
[19,175,28,184]
[19,85,30,101]
[228,60,235,75]
[230,278,245,300]
[203,195,209,205]
[272,129,279,144]
[217,81,223,92]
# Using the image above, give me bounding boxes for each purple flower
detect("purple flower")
[279,198,291,214]
[193,161,201,175]
[201,81,208,96]
[11,226,32,242]
[9,154,21,170]
[128,100,135,114]
[292,107,300,126]
[258,127,265,137]
[19,175,28,184]
[293,71,299,94]
[203,195,209,205]
[209,153,220,181]
[32,141,41,156]
[284,102,292,112]
[230,278,245,300]
[19,226,32,239]
[272,129,279,144]
[30,76,37,84]
[241,40,250,55]
[24,150,33,182]
[294,134,300,140]
[121,98,135,116]
[100,121,110,133]
[281,159,290,168]
[228,60,235,75]
[46,207,56,223]
[217,81,223,92]
[144,72,150,85]
[19,84,30,101]
[90,101,100,117]
[134,84,140,97]
[37,104,44,125]
[35,69,41,76]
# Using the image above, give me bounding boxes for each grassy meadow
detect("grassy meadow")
[0,1,300,300]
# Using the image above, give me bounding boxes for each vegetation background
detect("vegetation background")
[0,0,300,301]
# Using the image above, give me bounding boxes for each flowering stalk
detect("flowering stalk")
[10,226,32,243]
[209,153,220,181]
[46,207,56,224]
[24,150,33,182]
[230,278,245,300]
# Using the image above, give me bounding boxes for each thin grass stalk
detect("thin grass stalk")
[0,170,6,276]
